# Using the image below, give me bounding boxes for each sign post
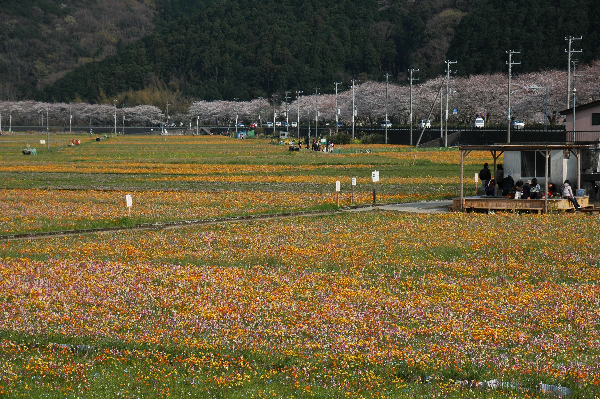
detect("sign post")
[372,171,379,205]
[351,177,356,204]
[474,173,479,195]
[125,194,133,217]
[335,180,341,207]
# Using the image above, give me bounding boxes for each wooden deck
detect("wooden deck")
[451,196,591,214]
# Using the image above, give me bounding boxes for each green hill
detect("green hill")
[2,0,600,105]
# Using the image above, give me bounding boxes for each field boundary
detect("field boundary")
[0,207,374,241]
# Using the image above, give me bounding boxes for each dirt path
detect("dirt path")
[1,201,453,241]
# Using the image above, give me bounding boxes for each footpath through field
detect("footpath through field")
[1,200,453,241]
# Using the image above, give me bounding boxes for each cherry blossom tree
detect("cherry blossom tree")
[5,61,600,131]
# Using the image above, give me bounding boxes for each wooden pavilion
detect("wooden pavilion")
[454,143,596,213]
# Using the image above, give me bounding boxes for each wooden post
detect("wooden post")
[576,148,581,191]
[544,149,549,214]
[460,149,464,210]
[373,183,376,205]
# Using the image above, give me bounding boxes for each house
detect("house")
[560,99,600,141]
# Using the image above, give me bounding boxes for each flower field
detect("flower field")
[0,135,469,235]
[1,134,599,397]
[1,212,600,398]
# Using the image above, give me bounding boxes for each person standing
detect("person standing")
[494,164,504,195]
[562,180,580,211]
[479,163,492,193]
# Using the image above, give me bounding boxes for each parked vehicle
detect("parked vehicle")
[418,119,431,129]
[275,121,282,127]
[291,121,298,128]
[265,122,274,128]
[473,117,485,129]
[381,120,392,128]
[511,119,525,129]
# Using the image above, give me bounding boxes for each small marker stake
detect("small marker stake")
[125,194,133,217]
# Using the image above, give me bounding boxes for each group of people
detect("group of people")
[309,139,334,152]
[479,163,580,210]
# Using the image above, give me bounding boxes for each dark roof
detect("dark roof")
[559,99,600,115]
[459,143,595,151]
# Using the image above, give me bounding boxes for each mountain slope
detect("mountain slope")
[0,0,157,99]
[3,0,600,105]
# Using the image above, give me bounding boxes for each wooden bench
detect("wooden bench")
[466,206,544,214]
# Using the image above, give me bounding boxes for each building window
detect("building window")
[592,113,600,125]
[521,151,549,178]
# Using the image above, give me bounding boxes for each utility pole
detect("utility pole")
[408,68,419,146]
[113,100,117,135]
[440,85,443,139]
[272,94,278,135]
[444,60,457,148]
[506,50,520,144]
[334,82,341,134]
[257,97,263,128]
[565,36,582,109]
[384,73,390,144]
[571,60,582,94]
[69,103,72,134]
[572,88,577,135]
[234,98,239,135]
[352,79,357,140]
[296,90,303,141]
[285,91,291,132]
[46,106,49,149]
[315,87,319,139]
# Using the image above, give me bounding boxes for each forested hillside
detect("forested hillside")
[0,0,157,99]
[2,0,600,107]
[448,0,600,76]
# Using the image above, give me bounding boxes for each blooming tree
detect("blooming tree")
[4,62,600,131]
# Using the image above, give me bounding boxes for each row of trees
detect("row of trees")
[0,101,163,128]
[3,61,600,130]
[193,61,600,127]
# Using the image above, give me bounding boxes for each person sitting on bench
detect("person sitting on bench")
[562,180,580,211]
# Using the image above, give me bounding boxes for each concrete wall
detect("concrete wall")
[504,150,579,186]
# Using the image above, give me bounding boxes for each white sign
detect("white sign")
[40,140,46,144]
[336,181,340,192]
[125,194,133,208]
[372,170,379,183]
[352,177,356,186]
[475,173,479,183]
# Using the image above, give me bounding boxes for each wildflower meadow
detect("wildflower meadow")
[0,133,599,398]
